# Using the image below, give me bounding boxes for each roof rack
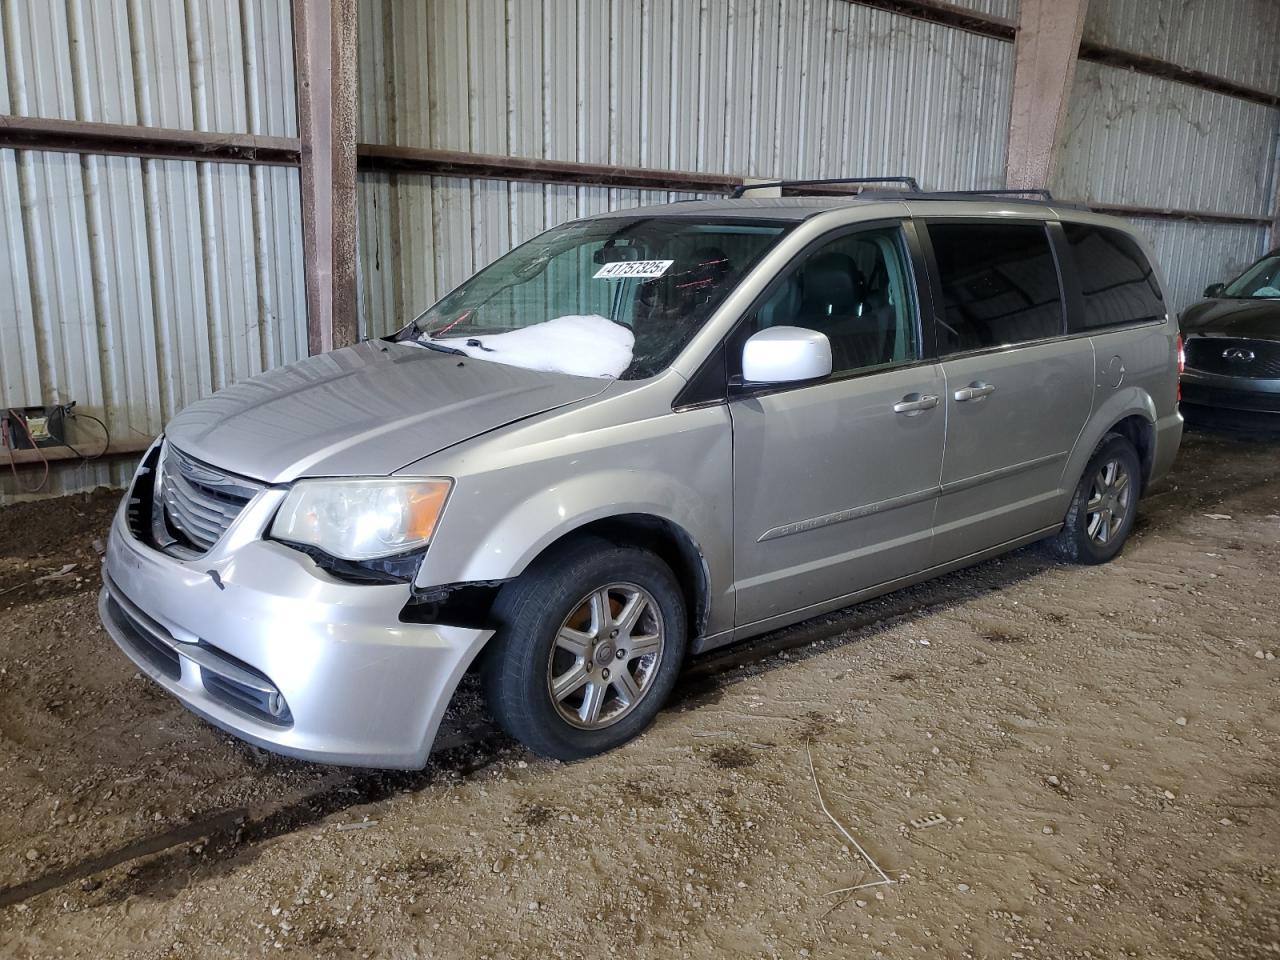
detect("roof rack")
[946,188,1055,200]
[730,176,921,198]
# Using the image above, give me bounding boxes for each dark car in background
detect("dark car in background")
[1181,249,1280,417]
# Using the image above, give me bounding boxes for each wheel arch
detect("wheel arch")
[520,513,711,646]
[1106,413,1157,490]
[1063,388,1159,495]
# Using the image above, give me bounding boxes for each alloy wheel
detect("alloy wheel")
[1085,458,1132,546]
[546,583,666,730]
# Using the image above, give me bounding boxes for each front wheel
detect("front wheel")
[1048,434,1142,565]
[481,536,687,760]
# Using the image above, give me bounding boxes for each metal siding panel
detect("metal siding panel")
[0,151,40,407]
[507,0,544,159]
[948,0,1018,17]
[356,0,389,143]
[696,0,728,173]
[3,151,306,500]
[0,0,296,135]
[749,0,781,176]
[542,0,576,161]
[578,0,611,165]
[1083,0,1280,99]
[668,0,701,171]
[469,0,508,156]
[610,0,642,166]
[1057,61,1280,216]
[0,1,303,500]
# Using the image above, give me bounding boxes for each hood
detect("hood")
[164,341,611,482]
[1180,298,1280,339]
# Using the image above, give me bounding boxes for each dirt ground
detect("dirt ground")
[1,421,1278,959]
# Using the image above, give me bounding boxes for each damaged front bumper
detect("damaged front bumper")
[99,500,493,769]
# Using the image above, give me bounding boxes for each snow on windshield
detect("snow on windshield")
[428,314,635,379]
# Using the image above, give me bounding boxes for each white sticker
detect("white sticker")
[593,259,674,280]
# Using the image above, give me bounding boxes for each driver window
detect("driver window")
[753,227,919,376]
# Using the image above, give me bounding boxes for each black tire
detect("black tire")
[1048,433,1142,565]
[481,535,687,760]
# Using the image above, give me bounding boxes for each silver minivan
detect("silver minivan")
[100,187,1182,766]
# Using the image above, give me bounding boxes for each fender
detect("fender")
[412,399,737,637]
[1058,385,1158,494]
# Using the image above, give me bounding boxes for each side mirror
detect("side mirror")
[741,326,833,385]
[1204,282,1225,298]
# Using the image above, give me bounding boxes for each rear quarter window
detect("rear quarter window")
[926,221,1065,354]
[1061,223,1165,331]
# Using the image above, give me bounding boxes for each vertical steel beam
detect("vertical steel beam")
[1005,0,1089,190]
[293,0,359,355]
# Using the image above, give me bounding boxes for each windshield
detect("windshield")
[400,216,791,379]
[1223,254,1280,299]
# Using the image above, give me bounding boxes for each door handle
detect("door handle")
[893,394,939,415]
[953,381,997,402]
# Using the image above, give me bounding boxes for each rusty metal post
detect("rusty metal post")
[1005,0,1089,191]
[293,0,358,355]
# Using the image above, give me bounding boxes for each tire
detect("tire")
[1047,433,1142,565]
[481,536,687,760]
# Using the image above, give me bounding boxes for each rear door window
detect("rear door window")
[1060,223,1165,330]
[926,222,1065,354]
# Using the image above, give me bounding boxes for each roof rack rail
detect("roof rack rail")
[730,176,921,199]
[946,188,1055,200]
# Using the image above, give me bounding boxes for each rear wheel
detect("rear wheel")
[1048,434,1142,565]
[481,536,687,760]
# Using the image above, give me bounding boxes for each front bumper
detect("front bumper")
[99,500,493,768]
[1182,369,1280,414]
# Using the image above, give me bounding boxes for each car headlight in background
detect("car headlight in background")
[271,478,452,561]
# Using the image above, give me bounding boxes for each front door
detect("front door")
[729,223,946,628]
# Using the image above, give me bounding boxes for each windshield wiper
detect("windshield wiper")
[416,339,466,356]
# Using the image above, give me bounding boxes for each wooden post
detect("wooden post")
[1005,0,1089,191]
[293,0,358,355]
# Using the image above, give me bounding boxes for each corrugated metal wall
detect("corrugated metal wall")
[1057,62,1278,217]
[0,0,305,500]
[4,0,1277,499]
[1084,0,1280,99]
[1055,59,1278,315]
[355,0,1016,338]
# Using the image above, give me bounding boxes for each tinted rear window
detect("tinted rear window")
[1061,223,1165,331]
[928,222,1064,354]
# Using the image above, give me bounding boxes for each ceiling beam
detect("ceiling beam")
[292,0,359,356]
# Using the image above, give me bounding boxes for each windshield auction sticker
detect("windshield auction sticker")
[593,259,675,280]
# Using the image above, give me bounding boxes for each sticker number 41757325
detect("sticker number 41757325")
[593,259,675,280]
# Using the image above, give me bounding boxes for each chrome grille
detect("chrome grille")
[154,441,264,557]
[1185,337,1280,379]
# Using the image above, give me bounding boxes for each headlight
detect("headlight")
[271,478,452,561]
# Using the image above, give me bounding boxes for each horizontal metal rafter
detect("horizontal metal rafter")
[0,115,301,166]
[1088,203,1272,228]
[357,144,744,194]
[846,0,1279,107]
[0,438,153,470]
[1,116,1270,228]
